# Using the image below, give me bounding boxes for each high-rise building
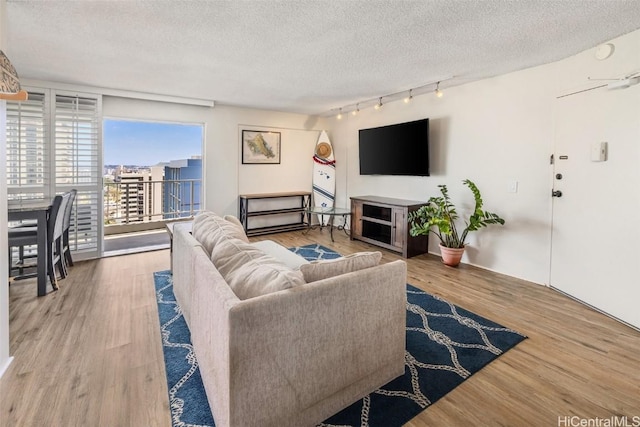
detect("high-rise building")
[163,157,202,219]
[118,165,164,223]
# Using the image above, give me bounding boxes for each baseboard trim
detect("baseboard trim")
[550,286,640,332]
[426,249,547,287]
[0,356,14,379]
[103,243,170,258]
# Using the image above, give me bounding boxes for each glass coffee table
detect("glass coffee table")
[305,207,351,242]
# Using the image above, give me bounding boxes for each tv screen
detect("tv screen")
[359,118,429,176]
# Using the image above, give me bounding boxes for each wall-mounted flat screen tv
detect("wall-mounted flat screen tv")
[359,118,429,176]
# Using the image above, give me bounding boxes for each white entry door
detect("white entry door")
[550,84,640,328]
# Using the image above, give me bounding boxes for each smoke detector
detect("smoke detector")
[595,43,615,60]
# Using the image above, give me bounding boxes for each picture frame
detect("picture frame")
[242,130,281,164]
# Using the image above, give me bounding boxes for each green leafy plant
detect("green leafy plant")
[408,179,505,248]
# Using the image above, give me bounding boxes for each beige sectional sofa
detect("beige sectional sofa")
[172,211,407,427]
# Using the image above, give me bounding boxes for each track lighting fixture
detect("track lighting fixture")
[403,89,413,103]
[327,75,452,117]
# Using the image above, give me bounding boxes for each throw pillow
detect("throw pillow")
[211,238,305,300]
[300,251,382,282]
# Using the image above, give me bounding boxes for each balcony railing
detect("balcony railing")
[104,178,201,234]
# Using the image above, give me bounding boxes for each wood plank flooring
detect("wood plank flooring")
[1,229,639,426]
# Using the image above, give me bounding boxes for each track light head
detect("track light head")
[374,97,383,110]
[403,89,413,104]
[435,82,443,98]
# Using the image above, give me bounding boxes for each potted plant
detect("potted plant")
[408,179,505,267]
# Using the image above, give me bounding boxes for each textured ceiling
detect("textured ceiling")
[5,0,640,115]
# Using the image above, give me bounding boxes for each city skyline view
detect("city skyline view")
[103,119,203,166]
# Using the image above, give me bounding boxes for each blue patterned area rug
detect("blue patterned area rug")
[154,243,526,427]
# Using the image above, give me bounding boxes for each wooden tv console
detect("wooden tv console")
[350,195,429,258]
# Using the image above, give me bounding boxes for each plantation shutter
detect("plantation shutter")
[53,92,103,259]
[5,91,49,201]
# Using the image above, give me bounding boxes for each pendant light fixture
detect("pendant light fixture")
[0,50,28,101]
[435,81,443,98]
[374,97,383,110]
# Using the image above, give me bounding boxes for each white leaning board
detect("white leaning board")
[312,130,336,226]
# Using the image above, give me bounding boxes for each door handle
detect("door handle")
[552,190,563,198]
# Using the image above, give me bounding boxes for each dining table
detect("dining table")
[8,200,53,296]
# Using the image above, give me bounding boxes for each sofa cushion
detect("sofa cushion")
[192,211,249,256]
[249,240,309,270]
[211,238,305,300]
[300,251,383,282]
[223,214,245,233]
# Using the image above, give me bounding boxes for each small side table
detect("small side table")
[305,207,351,242]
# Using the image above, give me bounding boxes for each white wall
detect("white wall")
[332,63,556,284]
[203,105,328,215]
[238,125,320,195]
[0,0,14,378]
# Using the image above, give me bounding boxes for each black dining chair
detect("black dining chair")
[10,189,78,276]
[8,192,71,290]
[61,189,77,273]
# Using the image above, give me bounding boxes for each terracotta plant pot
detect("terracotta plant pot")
[439,244,465,267]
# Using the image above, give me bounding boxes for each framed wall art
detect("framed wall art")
[242,130,281,164]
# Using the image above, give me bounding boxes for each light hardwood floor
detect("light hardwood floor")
[2,230,639,426]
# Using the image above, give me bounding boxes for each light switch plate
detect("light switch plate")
[591,141,607,162]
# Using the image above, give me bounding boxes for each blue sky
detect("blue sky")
[103,120,203,166]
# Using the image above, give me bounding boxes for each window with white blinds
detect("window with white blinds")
[53,93,102,257]
[6,89,103,259]
[54,95,100,186]
[5,91,48,201]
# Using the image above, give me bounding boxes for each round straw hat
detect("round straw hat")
[315,142,332,159]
